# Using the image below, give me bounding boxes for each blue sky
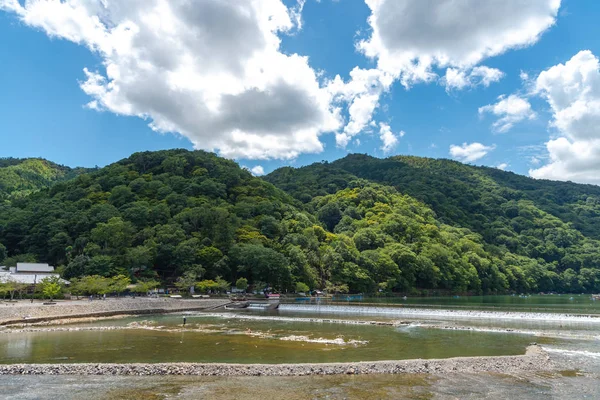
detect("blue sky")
[1,0,600,184]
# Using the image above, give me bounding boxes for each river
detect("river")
[0,295,599,399]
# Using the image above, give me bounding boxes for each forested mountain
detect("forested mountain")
[0,158,89,201]
[266,154,600,293]
[1,150,600,294]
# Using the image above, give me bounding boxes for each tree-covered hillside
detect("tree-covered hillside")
[0,158,89,201]
[1,150,600,294]
[266,154,600,293]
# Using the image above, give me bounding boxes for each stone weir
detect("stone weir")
[0,346,552,376]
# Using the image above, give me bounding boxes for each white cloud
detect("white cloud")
[471,66,506,87]
[358,0,560,85]
[530,156,541,165]
[326,67,394,147]
[479,94,536,133]
[330,0,559,137]
[2,0,341,160]
[378,123,403,153]
[449,142,496,163]
[444,66,504,91]
[496,163,509,170]
[529,50,600,184]
[250,165,265,176]
[290,0,307,32]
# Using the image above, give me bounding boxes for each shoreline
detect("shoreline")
[0,345,551,376]
[0,298,230,326]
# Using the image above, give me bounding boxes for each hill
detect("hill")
[0,158,89,201]
[1,150,600,294]
[265,154,600,293]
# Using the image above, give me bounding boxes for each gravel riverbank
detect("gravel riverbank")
[0,298,230,325]
[0,345,551,376]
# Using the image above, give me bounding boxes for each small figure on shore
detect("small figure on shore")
[183,316,187,326]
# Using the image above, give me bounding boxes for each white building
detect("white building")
[0,263,68,285]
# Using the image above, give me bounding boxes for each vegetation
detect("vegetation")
[70,275,131,297]
[235,277,249,292]
[0,158,90,202]
[39,276,64,301]
[1,149,600,295]
[0,278,29,300]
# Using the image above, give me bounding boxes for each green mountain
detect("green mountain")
[1,150,599,294]
[265,154,600,293]
[0,158,89,201]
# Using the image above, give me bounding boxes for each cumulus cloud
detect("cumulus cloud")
[2,0,341,160]
[378,123,403,153]
[327,67,394,147]
[358,0,560,85]
[529,50,600,184]
[479,94,536,133]
[337,0,559,139]
[444,66,504,91]
[496,163,509,170]
[250,165,266,176]
[449,142,496,163]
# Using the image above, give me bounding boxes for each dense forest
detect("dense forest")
[0,158,89,202]
[1,149,600,295]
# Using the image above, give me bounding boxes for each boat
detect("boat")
[225,301,249,309]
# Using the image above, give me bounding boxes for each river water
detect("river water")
[1,295,599,399]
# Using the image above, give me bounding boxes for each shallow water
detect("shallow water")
[1,371,599,399]
[2,300,600,398]
[0,313,538,364]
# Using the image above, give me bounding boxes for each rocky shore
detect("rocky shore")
[0,345,551,376]
[0,298,230,326]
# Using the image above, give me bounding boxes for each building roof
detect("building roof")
[16,263,55,273]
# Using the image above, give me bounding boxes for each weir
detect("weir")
[278,303,600,323]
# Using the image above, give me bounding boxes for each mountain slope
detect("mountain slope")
[0,158,89,201]
[2,150,600,294]
[266,154,600,292]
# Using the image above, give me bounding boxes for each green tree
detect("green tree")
[90,217,134,253]
[175,271,198,294]
[110,275,131,295]
[235,277,248,292]
[69,275,110,296]
[87,255,114,277]
[133,280,160,295]
[0,242,6,264]
[215,276,230,293]
[195,279,218,294]
[40,276,63,301]
[230,244,292,290]
[63,254,90,279]
[317,202,342,232]
[295,282,309,293]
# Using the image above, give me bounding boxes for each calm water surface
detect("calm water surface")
[303,294,600,313]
